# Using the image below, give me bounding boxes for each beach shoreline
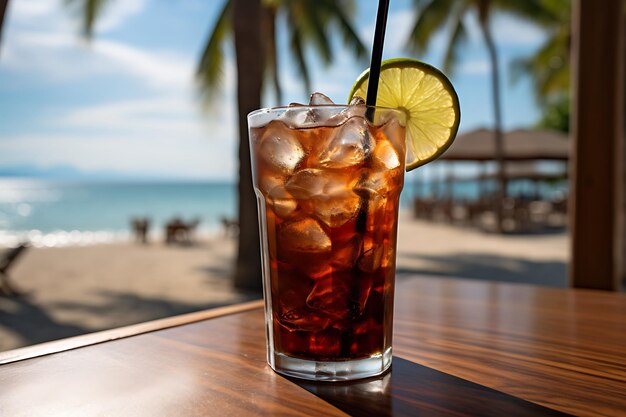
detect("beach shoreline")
[0,213,568,352]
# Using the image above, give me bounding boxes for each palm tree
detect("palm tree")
[231,0,264,292]
[511,0,571,133]
[64,0,366,290]
[406,0,550,232]
[0,0,9,48]
[197,2,365,289]
[197,0,366,104]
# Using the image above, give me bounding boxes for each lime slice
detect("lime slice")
[349,58,460,171]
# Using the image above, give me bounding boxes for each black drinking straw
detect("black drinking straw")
[366,0,391,110]
[343,1,392,359]
[355,0,391,233]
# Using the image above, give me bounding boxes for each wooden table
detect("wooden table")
[1,276,625,416]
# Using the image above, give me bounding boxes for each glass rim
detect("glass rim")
[247,104,406,119]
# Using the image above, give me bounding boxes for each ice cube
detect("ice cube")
[257,174,283,195]
[358,240,385,273]
[279,217,331,253]
[285,169,326,199]
[325,97,366,126]
[279,95,337,128]
[319,117,375,168]
[373,139,401,170]
[338,97,367,120]
[306,273,372,319]
[278,306,331,332]
[349,96,365,106]
[300,262,334,280]
[330,236,363,269]
[309,92,335,105]
[285,169,361,227]
[355,171,396,198]
[306,274,352,319]
[286,169,357,199]
[381,242,395,268]
[278,105,316,128]
[268,184,298,218]
[314,191,362,228]
[259,121,305,174]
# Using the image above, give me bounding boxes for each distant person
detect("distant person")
[131,217,150,244]
[220,216,239,238]
[165,217,200,245]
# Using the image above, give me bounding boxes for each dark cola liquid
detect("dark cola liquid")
[251,112,405,361]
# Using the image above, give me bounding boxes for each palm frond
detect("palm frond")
[510,29,569,103]
[317,0,367,60]
[406,0,455,55]
[301,1,333,64]
[64,0,109,38]
[494,0,567,26]
[442,4,468,75]
[286,6,312,95]
[196,0,232,97]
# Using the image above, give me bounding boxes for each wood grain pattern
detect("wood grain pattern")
[1,276,625,417]
[0,299,264,365]
[392,277,626,417]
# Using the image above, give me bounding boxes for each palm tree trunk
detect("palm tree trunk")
[0,0,9,50]
[233,0,263,292]
[478,16,506,233]
[263,6,282,104]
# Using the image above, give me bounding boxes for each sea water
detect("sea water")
[0,177,565,247]
[0,179,237,246]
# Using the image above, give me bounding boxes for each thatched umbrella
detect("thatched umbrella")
[439,128,569,162]
[434,128,569,225]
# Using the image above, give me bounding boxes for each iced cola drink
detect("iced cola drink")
[249,95,406,381]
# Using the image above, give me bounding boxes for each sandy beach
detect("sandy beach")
[0,212,568,352]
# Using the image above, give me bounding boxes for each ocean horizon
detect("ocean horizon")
[0,177,566,247]
[0,178,238,247]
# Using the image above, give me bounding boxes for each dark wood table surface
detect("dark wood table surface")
[1,276,625,416]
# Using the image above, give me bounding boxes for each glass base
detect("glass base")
[269,347,392,382]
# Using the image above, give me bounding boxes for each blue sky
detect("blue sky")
[0,0,547,181]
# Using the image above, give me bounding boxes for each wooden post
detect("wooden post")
[623,10,626,287]
[569,0,625,290]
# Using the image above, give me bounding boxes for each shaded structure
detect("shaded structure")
[439,128,569,162]
[412,128,569,232]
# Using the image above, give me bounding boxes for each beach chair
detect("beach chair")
[0,243,29,296]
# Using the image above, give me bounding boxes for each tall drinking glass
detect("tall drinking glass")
[248,104,406,381]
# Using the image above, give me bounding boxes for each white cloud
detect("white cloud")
[1,0,238,180]
[3,30,194,90]
[57,95,236,139]
[94,0,148,34]
[4,0,185,90]
[93,39,193,89]
[8,0,148,35]
[0,131,237,180]
[8,0,58,19]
